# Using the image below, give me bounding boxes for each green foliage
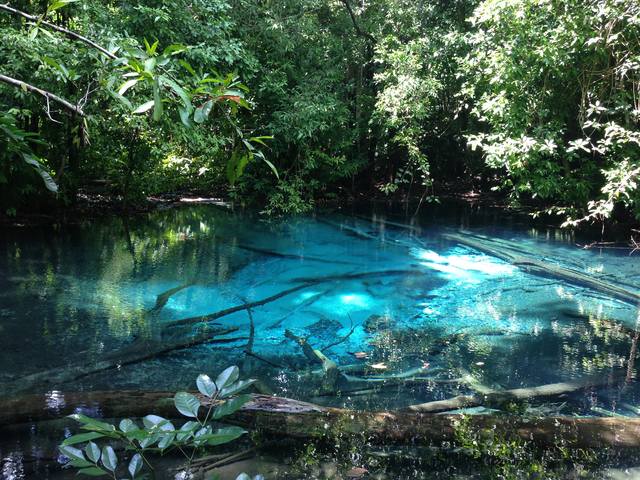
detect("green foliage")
[1,0,639,226]
[0,109,58,212]
[59,366,259,479]
[0,0,275,212]
[462,0,640,223]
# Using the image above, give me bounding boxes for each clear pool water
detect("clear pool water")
[1,202,640,478]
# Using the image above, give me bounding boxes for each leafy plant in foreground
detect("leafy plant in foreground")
[59,366,259,479]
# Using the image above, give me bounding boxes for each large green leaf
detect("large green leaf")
[133,100,155,114]
[215,366,239,390]
[101,446,117,472]
[119,418,137,433]
[77,467,109,477]
[68,414,115,433]
[61,431,105,446]
[196,374,217,397]
[22,154,58,193]
[194,99,214,123]
[152,77,163,122]
[220,379,256,398]
[142,415,174,431]
[174,392,201,418]
[84,442,100,463]
[205,426,246,446]
[128,453,143,478]
[213,394,251,419]
[59,445,86,463]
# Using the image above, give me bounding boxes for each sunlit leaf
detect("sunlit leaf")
[174,391,200,418]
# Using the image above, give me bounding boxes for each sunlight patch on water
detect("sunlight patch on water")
[412,247,516,282]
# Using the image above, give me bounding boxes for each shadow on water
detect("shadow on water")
[1,202,640,478]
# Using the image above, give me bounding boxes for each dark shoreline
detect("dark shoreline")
[1,190,638,247]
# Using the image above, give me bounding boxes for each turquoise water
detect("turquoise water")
[1,203,640,477]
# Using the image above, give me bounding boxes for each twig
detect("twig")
[321,314,355,352]
[244,351,285,369]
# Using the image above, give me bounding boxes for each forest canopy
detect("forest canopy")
[0,0,639,225]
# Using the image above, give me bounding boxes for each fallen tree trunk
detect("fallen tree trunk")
[443,232,640,306]
[3,391,640,449]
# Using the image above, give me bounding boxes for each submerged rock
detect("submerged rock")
[305,316,343,338]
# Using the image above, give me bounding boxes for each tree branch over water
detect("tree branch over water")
[0,3,116,59]
[0,74,85,117]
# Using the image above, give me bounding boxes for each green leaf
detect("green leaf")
[179,60,196,76]
[59,445,86,463]
[220,379,256,398]
[119,418,137,433]
[206,426,246,446]
[196,374,217,397]
[176,421,199,441]
[67,414,115,433]
[248,136,273,148]
[160,76,191,109]
[101,445,117,472]
[193,99,214,124]
[61,431,105,446]
[22,154,58,193]
[144,57,157,73]
[157,432,175,449]
[128,453,143,478]
[213,395,251,419]
[261,157,280,181]
[85,442,101,463]
[142,415,174,431]
[133,100,154,114]
[174,392,200,418]
[178,107,192,128]
[118,78,139,96]
[139,432,160,448]
[216,366,239,389]
[163,44,187,56]
[77,467,109,477]
[47,0,77,13]
[153,77,163,122]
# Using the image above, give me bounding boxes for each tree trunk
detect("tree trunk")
[3,392,640,449]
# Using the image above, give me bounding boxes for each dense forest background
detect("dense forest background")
[1,0,639,225]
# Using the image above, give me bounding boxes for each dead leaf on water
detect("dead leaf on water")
[346,466,368,478]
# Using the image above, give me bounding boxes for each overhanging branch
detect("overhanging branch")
[0,73,85,116]
[0,3,116,59]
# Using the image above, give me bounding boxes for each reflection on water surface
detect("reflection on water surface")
[1,203,640,478]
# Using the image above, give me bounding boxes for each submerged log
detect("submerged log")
[407,373,621,413]
[443,232,640,307]
[0,327,240,395]
[3,391,640,449]
[236,244,359,266]
[166,269,421,329]
[150,281,197,313]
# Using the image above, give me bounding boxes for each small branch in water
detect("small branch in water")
[321,315,356,352]
[149,281,196,313]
